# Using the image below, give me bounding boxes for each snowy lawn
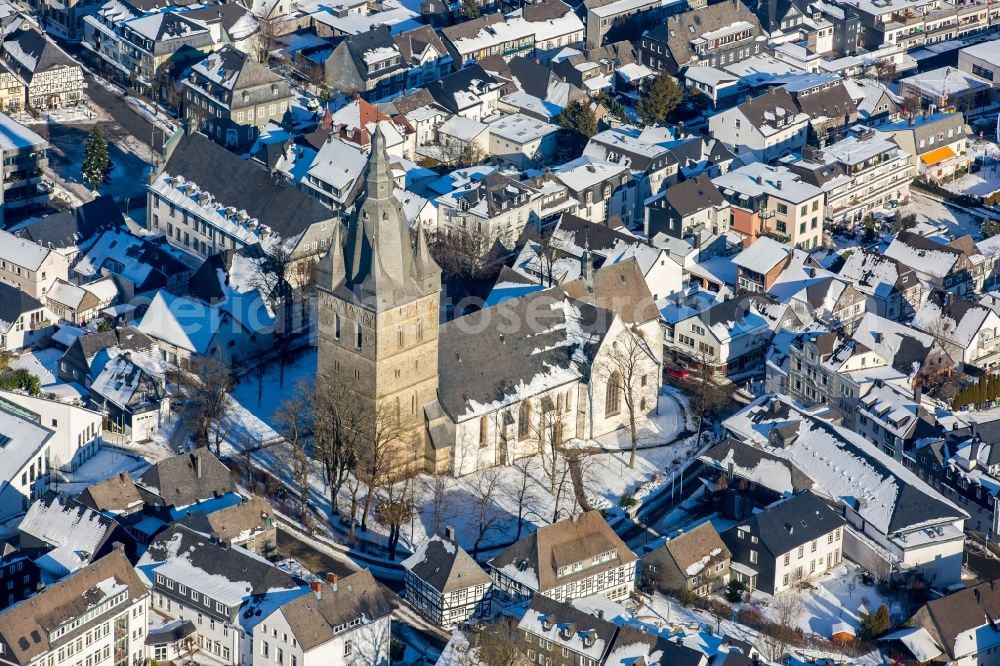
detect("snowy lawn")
[763,562,897,637]
[53,446,151,494]
[900,192,983,239]
[221,349,694,557]
[12,348,64,385]
[944,166,1000,198]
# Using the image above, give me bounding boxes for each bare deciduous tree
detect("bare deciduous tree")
[760,591,805,662]
[308,376,361,515]
[511,455,534,541]
[603,326,657,468]
[423,474,453,538]
[473,618,528,666]
[357,400,406,531]
[181,358,235,455]
[274,389,310,527]
[469,468,505,559]
[378,475,413,560]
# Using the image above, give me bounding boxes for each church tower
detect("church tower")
[315,126,441,472]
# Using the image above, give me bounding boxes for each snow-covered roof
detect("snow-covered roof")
[488,112,557,143]
[881,627,945,662]
[0,112,46,150]
[439,114,488,141]
[713,163,822,204]
[901,66,991,98]
[731,237,789,275]
[721,395,967,536]
[19,495,117,578]
[553,156,629,192]
[137,291,220,355]
[0,228,52,271]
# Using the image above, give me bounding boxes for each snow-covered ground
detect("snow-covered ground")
[221,349,694,556]
[52,446,151,495]
[900,191,982,239]
[943,166,1000,198]
[765,562,896,637]
[11,348,63,385]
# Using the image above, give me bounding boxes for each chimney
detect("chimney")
[195,453,202,479]
[326,573,338,591]
[112,541,125,553]
[444,525,456,542]
[310,581,322,600]
[971,438,983,467]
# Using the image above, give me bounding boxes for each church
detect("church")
[316,127,665,476]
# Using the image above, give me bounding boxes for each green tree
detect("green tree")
[636,72,684,126]
[556,100,598,154]
[859,604,891,640]
[82,128,110,192]
[983,218,1000,237]
[460,0,480,19]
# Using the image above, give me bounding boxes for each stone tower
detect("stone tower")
[315,126,441,472]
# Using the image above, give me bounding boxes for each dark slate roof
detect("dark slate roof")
[668,136,736,168]
[137,449,235,508]
[662,173,726,217]
[606,625,707,666]
[324,25,405,93]
[1,26,77,80]
[437,289,611,419]
[426,64,499,113]
[187,252,233,303]
[730,490,845,557]
[912,579,1000,659]
[646,0,761,71]
[393,24,448,66]
[508,56,564,99]
[702,438,815,493]
[62,327,158,373]
[401,536,490,593]
[162,132,335,239]
[141,524,300,611]
[14,197,123,251]
[518,595,617,657]
[0,282,43,327]
[738,87,801,128]
[792,82,857,120]
[950,419,1000,464]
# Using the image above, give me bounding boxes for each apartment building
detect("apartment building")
[140,524,304,666]
[551,156,635,226]
[435,169,541,252]
[713,163,826,249]
[708,87,810,163]
[440,14,535,67]
[0,228,69,299]
[183,45,292,149]
[0,551,149,666]
[0,114,50,224]
[789,128,914,229]
[883,112,971,183]
[517,596,617,666]
[640,0,763,73]
[839,0,991,51]
[583,0,672,50]
[488,511,638,607]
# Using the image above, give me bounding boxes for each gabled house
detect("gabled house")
[837,248,922,322]
[642,521,731,597]
[254,570,393,666]
[393,24,453,89]
[176,496,276,555]
[731,237,791,293]
[0,228,69,300]
[605,625,708,666]
[551,156,635,226]
[0,281,53,352]
[76,471,144,517]
[708,87,810,163]
[322,25,408,101]
[88,351,168,444]
[12,195,124,262]
[434,171,541,252]
[883,231,976,297]
[0,25,83,109]
[58,327,159,387]
[722,490,846,594]
[903,580,1000,665]
[517,596,616,666]
[402,531,491,628]
[585,126,680,212]
[44,278,117,325]
[912,291,1000,369]
[135,449,238,520]
[183,45,292,149]
[488,511,638,607]
[644,173,729,240]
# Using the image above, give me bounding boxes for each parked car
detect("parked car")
[666,367,690,380]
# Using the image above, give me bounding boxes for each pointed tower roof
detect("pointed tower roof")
[319,125,439,311]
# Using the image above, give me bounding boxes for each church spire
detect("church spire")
[314,218,345,291]
[327,124,438,311]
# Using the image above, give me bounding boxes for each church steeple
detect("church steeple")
[324,124,438,311]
